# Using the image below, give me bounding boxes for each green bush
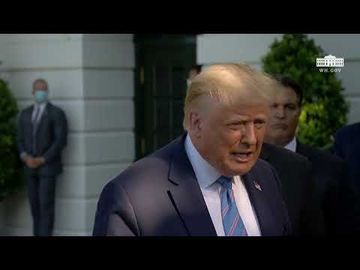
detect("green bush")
[262,34,349,148]
[0,79,24,201]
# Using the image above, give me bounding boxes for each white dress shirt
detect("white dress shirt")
[32,102,48,123]
[184,134,261,236]
[284,137,297,152]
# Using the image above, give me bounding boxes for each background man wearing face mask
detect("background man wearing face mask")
[17,78,68,236]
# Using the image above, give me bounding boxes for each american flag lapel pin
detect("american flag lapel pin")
[254,181,262,191]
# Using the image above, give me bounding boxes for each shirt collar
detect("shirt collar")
[34,101,48,110]
[284,137,297,152]
[184,134,221,189]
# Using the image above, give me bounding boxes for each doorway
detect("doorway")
[134,34,197,159]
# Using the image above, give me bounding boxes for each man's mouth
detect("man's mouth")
[232,152,254,162]
[271,123,288,130]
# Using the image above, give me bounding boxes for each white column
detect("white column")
[80,34,135,235]
[0,34,135,235]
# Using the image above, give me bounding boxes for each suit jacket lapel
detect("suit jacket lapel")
[296,142,307,156]
[28,105,35,136]
[167,136,217,236]
[242,171,278,236]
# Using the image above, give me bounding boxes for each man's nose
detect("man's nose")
[241,124,257,145]
[274,107,286,118]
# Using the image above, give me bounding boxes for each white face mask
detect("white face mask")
[34,90,48,104]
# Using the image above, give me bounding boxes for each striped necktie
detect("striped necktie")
[218,176,248,236]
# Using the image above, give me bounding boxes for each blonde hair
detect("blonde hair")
[183,63,277,129]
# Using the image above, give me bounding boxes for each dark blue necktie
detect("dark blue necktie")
[218,176,248,236]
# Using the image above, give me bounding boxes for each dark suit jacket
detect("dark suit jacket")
[17,102,68,176]
[93,135,292,236]
[333,122,360,192]
[297,142,360,235]
[260,143,323,236]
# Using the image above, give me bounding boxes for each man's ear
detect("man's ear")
[189,110,203,138]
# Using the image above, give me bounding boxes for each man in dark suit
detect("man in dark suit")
[297,142,360,235]
[333,122,360,193]
[264,75,360,235]
[17,78,68,236]
[93,63,292,236]
[260,143,323,236]
[185,65,319,236]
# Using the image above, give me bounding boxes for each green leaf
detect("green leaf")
[0,79,24,201]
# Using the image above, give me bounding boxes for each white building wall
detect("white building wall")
[81,34,135,235]
[0,34,135,236]
[197,34,360,124]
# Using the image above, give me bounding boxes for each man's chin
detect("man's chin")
[265,135,289,146]
[224,163,255,176]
